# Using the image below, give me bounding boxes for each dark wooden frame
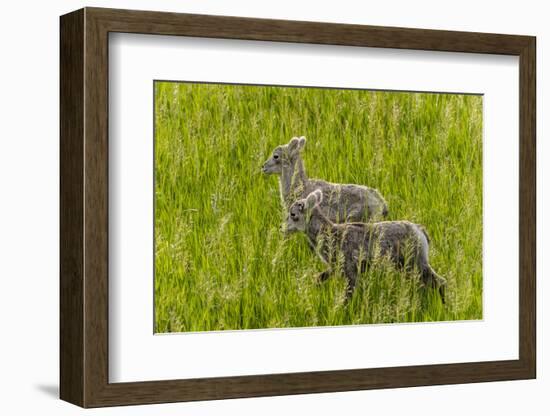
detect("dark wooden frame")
[60,7,536,408]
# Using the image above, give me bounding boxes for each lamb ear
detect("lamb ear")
[287,136,301,152]
[305,190,322,209]
[313,189,323,205]
[297,136,306,150]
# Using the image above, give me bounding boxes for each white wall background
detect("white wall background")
[0,0,545,414]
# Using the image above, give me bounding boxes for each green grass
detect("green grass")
[154,81,483,333]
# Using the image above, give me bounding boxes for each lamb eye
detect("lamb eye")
[298,203,304,211]
[273,154,279,160]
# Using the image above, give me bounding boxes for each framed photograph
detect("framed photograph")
[60,7,536,408]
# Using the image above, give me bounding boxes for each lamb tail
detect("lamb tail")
[418,225,430,244]
[381,203,389,218]
[430,267,447,304]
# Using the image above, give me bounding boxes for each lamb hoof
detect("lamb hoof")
[343,289,354,305]
[315,271,331,284]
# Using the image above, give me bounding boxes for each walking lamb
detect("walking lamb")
[286,189,447,302]
[262,136,388,223]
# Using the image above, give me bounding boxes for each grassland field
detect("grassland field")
[154,81,483,333]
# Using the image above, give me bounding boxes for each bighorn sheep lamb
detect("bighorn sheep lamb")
[262,136,388,222]
[286,189,447,302]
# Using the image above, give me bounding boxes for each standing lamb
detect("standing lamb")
[262,136,388,222]
[286,189,447,303]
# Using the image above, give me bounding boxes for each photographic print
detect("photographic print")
[154,81,482,333]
